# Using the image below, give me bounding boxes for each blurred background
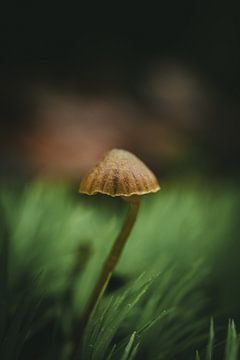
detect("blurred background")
[1,3,239,180]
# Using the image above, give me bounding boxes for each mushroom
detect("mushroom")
[79,149,160,331]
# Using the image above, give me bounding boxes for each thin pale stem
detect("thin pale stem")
[70,196,140,359]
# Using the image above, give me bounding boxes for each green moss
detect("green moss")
[0,180,240,359]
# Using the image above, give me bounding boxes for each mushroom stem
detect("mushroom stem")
[73,196,140,350]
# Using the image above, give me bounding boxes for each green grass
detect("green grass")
[0,179,240,359]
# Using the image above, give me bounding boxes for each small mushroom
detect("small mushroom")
[78,149,160,332]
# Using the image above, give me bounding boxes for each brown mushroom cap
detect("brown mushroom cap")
[79,149,160,197]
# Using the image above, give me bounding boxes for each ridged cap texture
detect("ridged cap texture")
[79,149,160,197]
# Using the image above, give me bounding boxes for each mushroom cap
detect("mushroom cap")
[79,149,160,197]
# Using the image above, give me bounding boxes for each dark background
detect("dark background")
[0,2,239,179]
